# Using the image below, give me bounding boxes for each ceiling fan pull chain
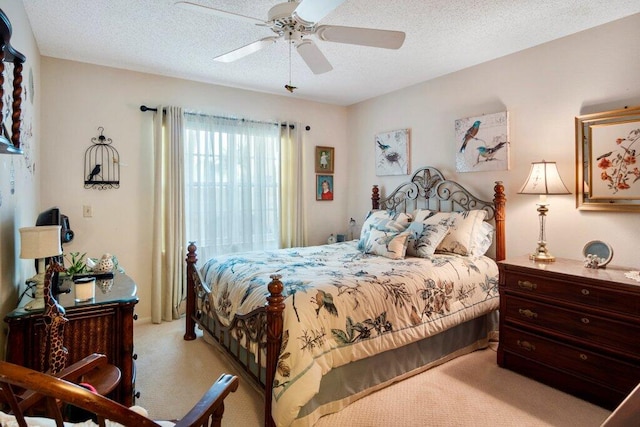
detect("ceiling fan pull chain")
[285,37,297,93]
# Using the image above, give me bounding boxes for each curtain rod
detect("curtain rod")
[139,105,310,131]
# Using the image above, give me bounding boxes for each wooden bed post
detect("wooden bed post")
[493,181,506,261]
[184,242,198,341]
[265,274,284,427]
[371,185,380,210]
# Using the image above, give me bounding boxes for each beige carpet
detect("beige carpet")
[134,318,611,426]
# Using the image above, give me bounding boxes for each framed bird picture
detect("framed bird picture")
[455,111,510,173]
[375,129,410,176]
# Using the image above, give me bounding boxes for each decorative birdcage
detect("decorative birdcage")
[84,127,120,189]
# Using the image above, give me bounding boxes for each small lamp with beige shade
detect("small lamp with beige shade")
[518,160,571,262]
[19,225,62,310]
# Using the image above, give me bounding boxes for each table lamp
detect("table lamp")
[19,225,63,310]
[518,161,570,262]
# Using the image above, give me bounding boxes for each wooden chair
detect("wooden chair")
[0,355,239,427]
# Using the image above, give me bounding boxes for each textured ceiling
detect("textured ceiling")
[21,0,640,106]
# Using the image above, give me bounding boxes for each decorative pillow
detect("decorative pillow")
[358,210,412,251]
[413,209,487,256]
[363,229,410,260]
[405,222,450,258]
[470,221,494,257]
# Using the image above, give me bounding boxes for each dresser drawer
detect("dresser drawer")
[504,272,640,317]
[501,325,640,392]
[503,295,640,358]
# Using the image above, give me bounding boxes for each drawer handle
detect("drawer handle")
[518,308,538,319]
[517,340,536,351]
[133,353,138,360]
[581,317,590,324]
[517,280,537,291]
[581,289,590,296]
[580,353,588,361]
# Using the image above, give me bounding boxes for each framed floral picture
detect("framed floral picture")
[576,105,640,211]
[375,129,410,176]
[316,175,333,201]
[315,146,334,173]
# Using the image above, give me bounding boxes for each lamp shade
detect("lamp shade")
[19,226,63,259]
[518,161,571,195]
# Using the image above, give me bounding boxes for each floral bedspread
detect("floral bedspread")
[200,241,499,426]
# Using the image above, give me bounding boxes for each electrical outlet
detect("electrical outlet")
[83,205,93,218]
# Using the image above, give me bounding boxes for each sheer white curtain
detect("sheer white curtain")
[280,122,307,248]
[151,106,186,323]
[184,114,281,263]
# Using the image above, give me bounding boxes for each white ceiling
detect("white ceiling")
[21,0,640,106]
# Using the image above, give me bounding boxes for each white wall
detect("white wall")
[0,1,42,358]
[346,13,640,268]
[39,59,348,320]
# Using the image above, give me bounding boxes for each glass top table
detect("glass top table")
[7,272,137,318]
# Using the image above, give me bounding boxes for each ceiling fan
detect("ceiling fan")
[175,0,406,75]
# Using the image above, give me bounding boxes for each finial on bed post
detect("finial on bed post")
[184,242,198,341]
[265,274,284,427]
[371,185,380,210]
[493,181,506,261]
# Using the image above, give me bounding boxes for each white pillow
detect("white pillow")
[363,229,410,260]
[470,221,494,257]
[358,210,412,251]
[405,222,450,258]
[413,209,487,256]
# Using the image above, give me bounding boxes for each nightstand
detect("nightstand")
[4,272,139,406]
[498,256,640,409]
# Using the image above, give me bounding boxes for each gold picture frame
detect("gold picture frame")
[315,146,334,173]
[576,105,640,211]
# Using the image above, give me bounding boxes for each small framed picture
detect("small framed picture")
[316,175,334,201]
[315,146,334,173]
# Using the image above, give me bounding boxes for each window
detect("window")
[184,113,280,262]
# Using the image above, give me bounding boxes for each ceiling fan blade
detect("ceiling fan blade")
[293,0,346,24]
[214,37,279,63]
[296,40,333,74]
[175,1,266,25]
[316,25,405,49]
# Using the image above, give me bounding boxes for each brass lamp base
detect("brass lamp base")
[529,242,556,262]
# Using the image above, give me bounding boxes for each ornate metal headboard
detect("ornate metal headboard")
[372,166,497,220]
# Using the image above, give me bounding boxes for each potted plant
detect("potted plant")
[64,252,87,277]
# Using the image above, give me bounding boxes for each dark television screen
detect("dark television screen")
[36,207,61,228]
[36,207,74,244]
[35,207,74,295]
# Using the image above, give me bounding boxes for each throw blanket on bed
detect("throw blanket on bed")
[200,241,499,426]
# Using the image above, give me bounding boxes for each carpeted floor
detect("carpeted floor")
[134,318,612,426]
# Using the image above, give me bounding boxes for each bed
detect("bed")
[184,166,506,427]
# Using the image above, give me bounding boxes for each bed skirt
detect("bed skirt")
[201,311,498,426]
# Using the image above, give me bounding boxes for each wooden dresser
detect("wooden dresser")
[498,256,640,409]
[4,273,139,407]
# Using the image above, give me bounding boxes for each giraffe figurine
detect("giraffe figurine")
[39,259,68,374]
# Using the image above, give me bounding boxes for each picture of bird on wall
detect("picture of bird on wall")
[375,128,410,176]
[455,111,510,173]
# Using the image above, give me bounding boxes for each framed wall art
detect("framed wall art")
[316,175,334,201]
[375,128,410,176]
[315,146,334,173]
[576,105,640,211]
[455,111,510,173]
